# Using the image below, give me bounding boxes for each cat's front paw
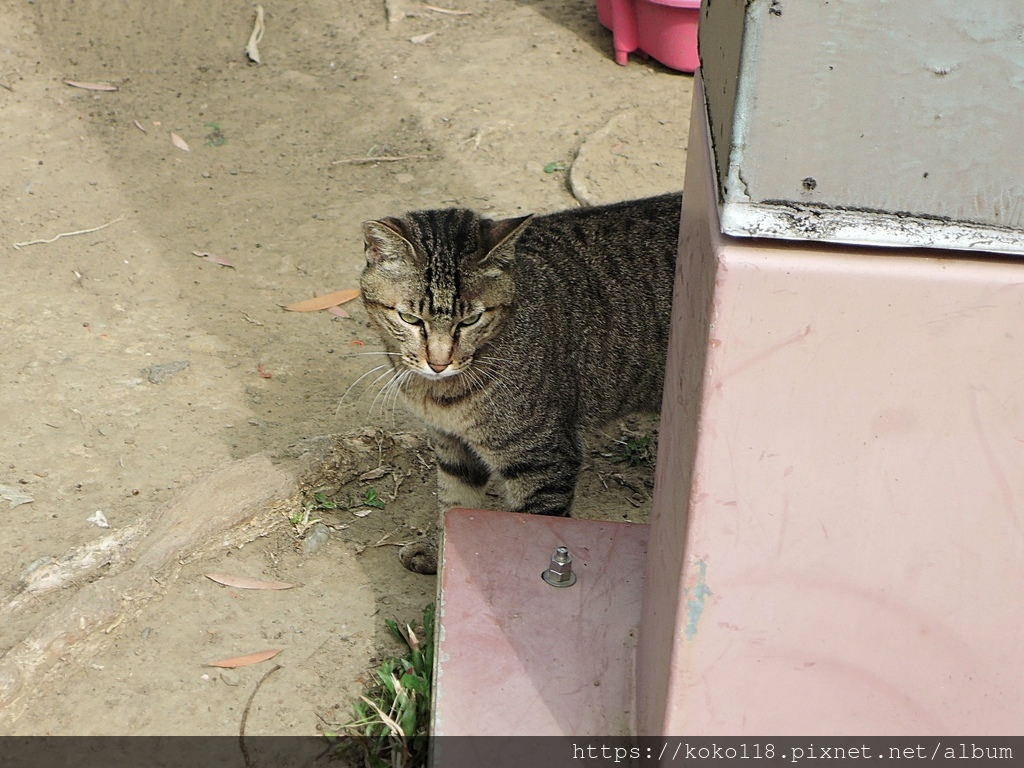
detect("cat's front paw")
[399,539,438,575]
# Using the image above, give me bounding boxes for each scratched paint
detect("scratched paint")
[684,559,713,641]
[709,0,1024,253]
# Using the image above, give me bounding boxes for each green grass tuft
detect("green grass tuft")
[327,604,435,768]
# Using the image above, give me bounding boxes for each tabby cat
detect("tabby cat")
[359,192,681,574]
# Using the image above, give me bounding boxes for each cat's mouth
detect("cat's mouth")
[404,358,466,381]
[416,364,463,381]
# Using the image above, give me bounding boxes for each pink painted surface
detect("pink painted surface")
[434,508,648,736]
[637,75,1024,736]
[595,0,700,72]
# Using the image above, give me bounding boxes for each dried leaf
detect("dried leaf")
[284,289,359,312]
[133,119,147,133]
[410,32,436,44]
[359,466,391,482]
[0,484,33,509]
[326,305,351,319]
[245,5,266,64]
[64,80,118,92]
[205,649,282,668]
[205,573,295,590]
[192,250,236,268]
[170,132,190,151]
[257,364,273,379]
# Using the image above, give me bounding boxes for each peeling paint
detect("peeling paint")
[684,559,713,641]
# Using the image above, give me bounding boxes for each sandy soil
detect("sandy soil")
[0,0,691,741]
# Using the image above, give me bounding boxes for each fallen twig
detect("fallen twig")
[13,215,125,250]
[388,470,405,501]
[385,0,406,27]
[239,663,282,768]
[331,154,432,165]
[423,4,472,14]
[63,80,118,92]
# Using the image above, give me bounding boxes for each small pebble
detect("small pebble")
[142,360,191,384]
[302,522,331,554]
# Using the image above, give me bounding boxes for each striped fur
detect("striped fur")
[360,193,681,573]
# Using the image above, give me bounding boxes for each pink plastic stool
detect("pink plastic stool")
[596,0,701,72]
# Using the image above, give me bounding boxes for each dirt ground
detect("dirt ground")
[0,0,691,741]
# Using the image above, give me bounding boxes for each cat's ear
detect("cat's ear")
[362,219,414,266]
[481,214,533,264]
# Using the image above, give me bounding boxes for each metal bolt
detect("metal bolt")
[542,545,577,587]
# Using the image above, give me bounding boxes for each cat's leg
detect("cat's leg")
[496,431,581,517]
[398,430,491,575]
[433,430,492,510]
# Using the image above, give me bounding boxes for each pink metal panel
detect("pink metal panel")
[638,75,1024,736]
[434,508,648,736]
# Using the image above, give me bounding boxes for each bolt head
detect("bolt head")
[542,546,577,587]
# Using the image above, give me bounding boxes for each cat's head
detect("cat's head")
[359,208,532,381]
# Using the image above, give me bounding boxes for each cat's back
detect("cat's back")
[504,193,681,422]
[509,193,680,325]
[516,192,680,272]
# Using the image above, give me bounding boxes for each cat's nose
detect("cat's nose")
[428,362,449,373]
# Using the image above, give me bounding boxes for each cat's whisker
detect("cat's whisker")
[474,357,517,388]
[464,361,496,393]
[475,355,513,368]
[368,368,401,418]
[340,351,403,359]
[460,366,486,396]
[472,359,517,402]
[387,370,412,426]
[466,365,503,401]
[362,366,401,407]
[338,364,389,407]
[377,366,412,421]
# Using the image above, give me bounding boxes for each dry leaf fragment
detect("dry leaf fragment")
[192,250,236,268]
[132,119,147,133]
[205,573,295,590]
[423,4,473,14]
[246,5,266,64]
[171,132,190,151]
[284,289,360,312]
[326,305,351,319]
[359,466,391,482]
[410,32,436,44]
[0,484,33,509]
[205,649,282,668]
[64,80,118,92]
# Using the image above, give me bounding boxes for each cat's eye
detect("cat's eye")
[397,311,422,325]
[459,313,483,327]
